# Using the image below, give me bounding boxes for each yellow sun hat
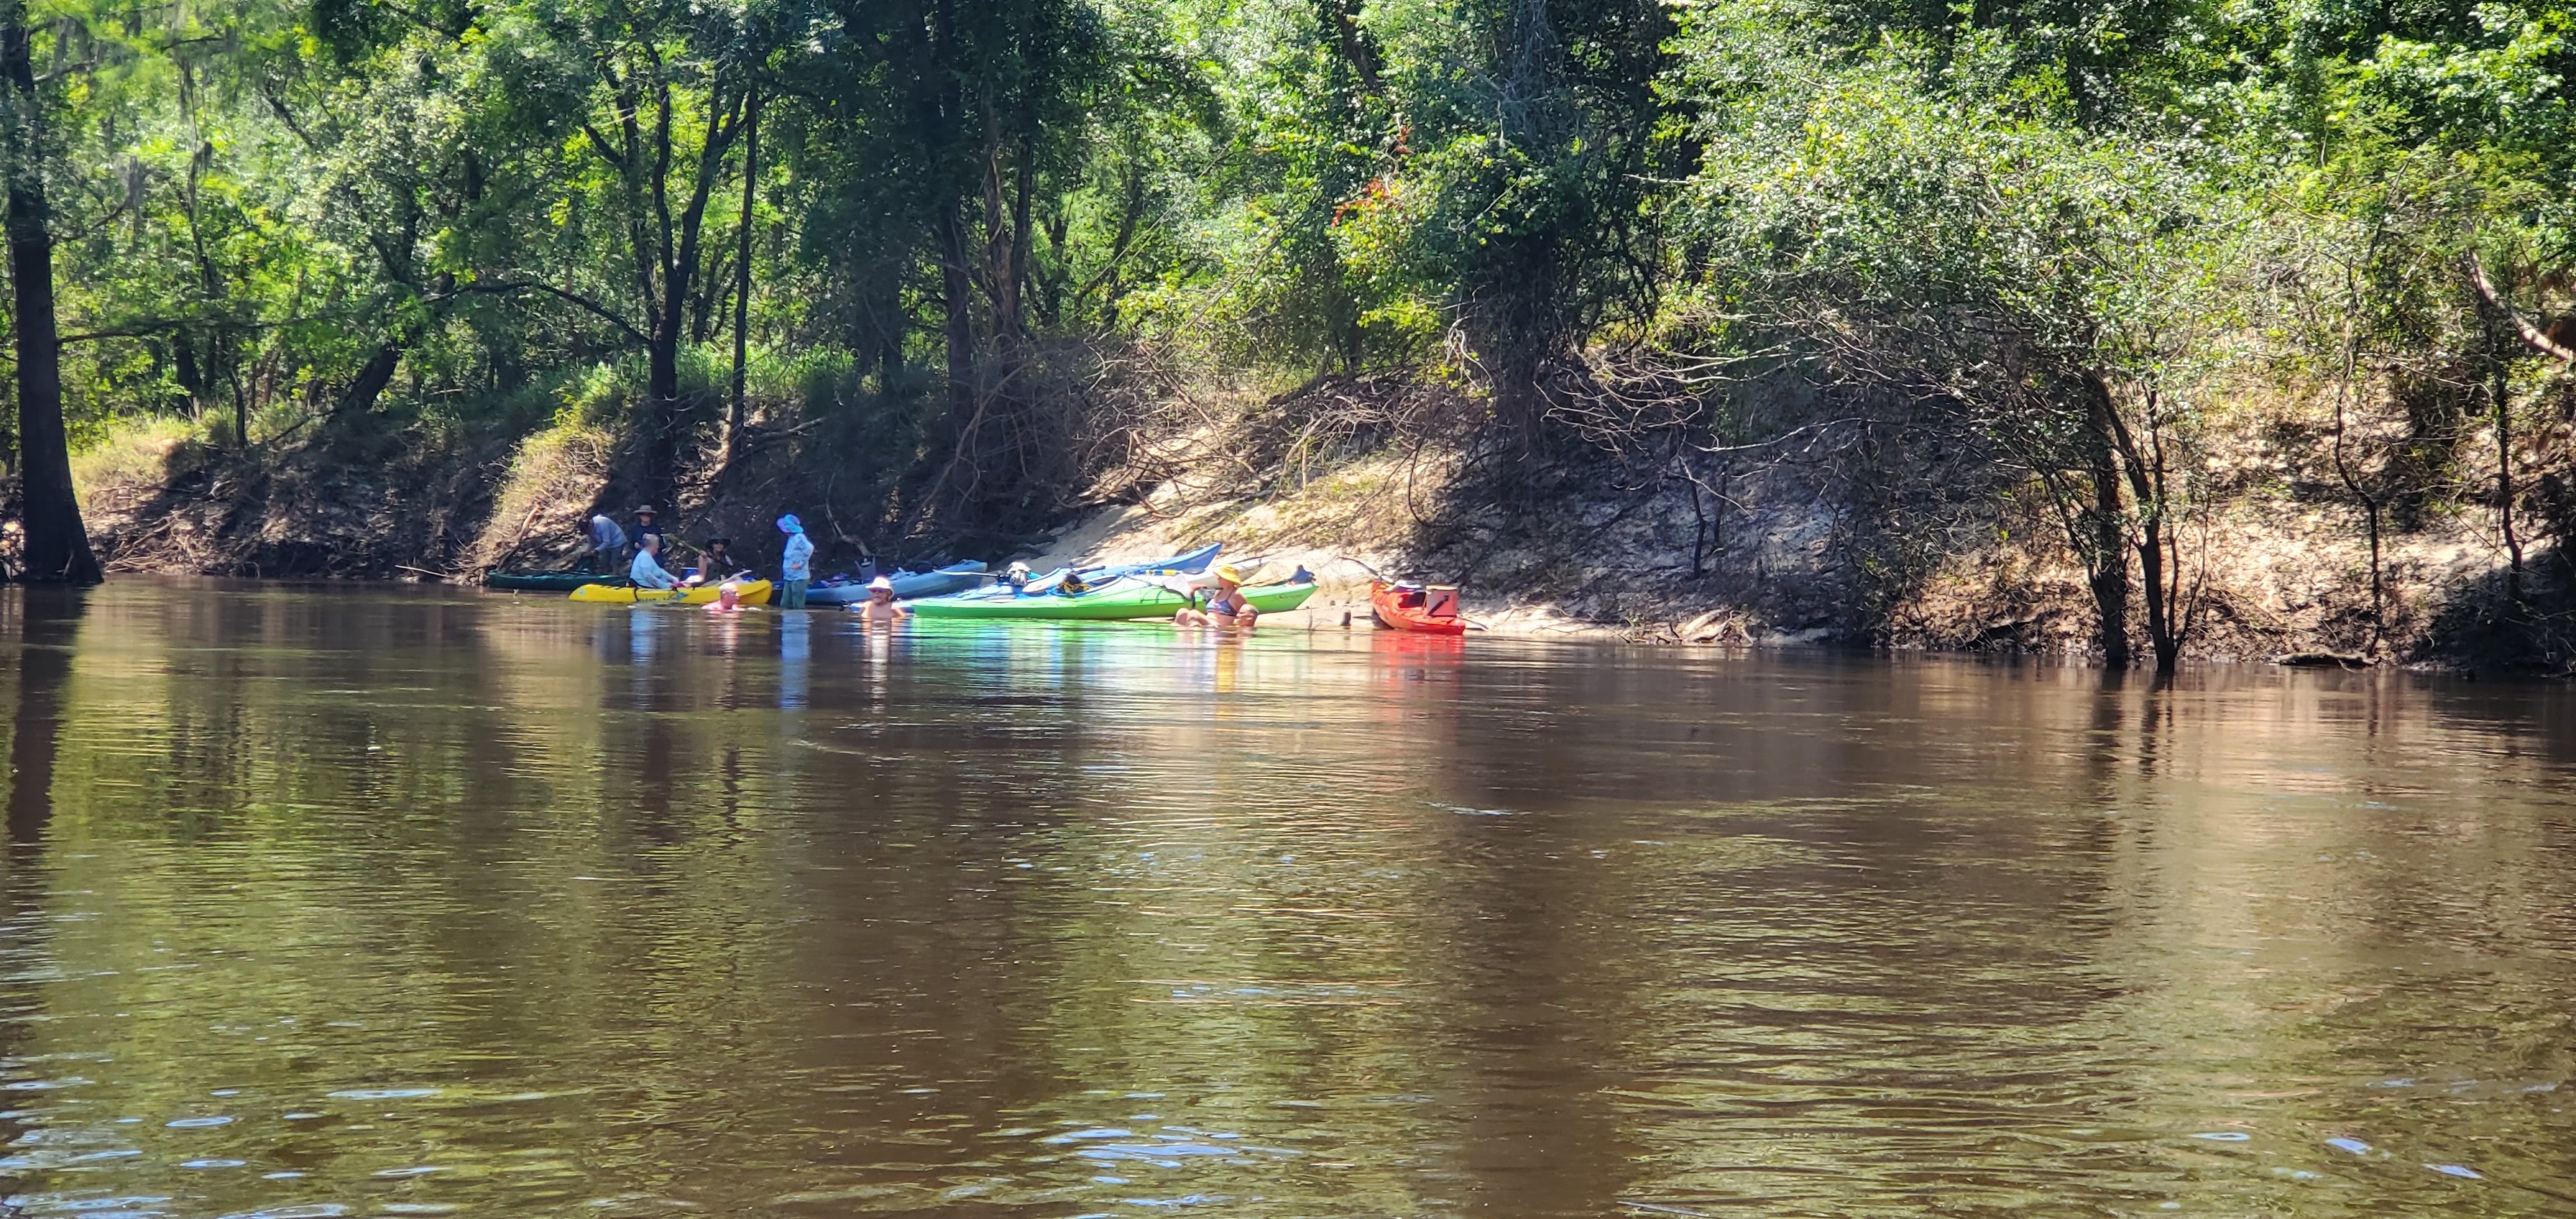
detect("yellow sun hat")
[1214,564,1243,583]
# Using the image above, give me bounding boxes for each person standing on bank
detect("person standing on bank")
[631,506,666,560]
[581,512,627,573]
[776,514,813,609]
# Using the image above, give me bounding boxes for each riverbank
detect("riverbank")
[1012,440,2536,666]
[61,371,2572,673]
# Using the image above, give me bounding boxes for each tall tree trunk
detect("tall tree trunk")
[2,11,98,585]
[1319,0,1385,95]
[231,356,247,448]
[1010,134,1036,330]
[937,201,976,429]
[631,86,743,508]
[174,330,205,417]
[2136,511,2174,673]
[2493,359,2522,603]
[644,331,680,501]
[724,84,758,470]
[2329,321,2383,647]
[340,341,403,416]
[2083,385,2129,670]
[981,132,1017,342]
[2097,378,2181,675]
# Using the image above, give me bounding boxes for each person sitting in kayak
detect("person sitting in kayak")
[629,534,679,590]
[706,581,747,614]
[1057,570,1092,596]
[848,576,909,627]
[1176,565,1256,629]
[686,536,742,586]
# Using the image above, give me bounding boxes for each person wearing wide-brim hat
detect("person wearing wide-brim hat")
[849,574,908,627]
[776,514,813,609]
[630,505,665,560]
[1175,564,1256,629]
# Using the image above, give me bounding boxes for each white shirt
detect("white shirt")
[629,549,678,590]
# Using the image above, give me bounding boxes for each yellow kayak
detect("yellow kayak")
[569,579,774,606]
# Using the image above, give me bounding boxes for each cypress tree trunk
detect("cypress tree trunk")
[724,85,758,469]
[937,202,976,430]
[2,10,98,585]
[2084,389,2129,670]
[643,332,680,502]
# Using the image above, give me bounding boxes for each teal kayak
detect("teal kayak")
[487,569,623,593]
[909,576,1317,621]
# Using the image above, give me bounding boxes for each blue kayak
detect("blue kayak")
[806,561,990,606]
[953,543,1223,602]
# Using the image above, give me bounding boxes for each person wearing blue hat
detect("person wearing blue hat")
[776,514,813,608]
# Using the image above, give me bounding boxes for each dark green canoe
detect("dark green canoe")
[485,569,626,593]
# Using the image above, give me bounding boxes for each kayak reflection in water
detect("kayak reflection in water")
[1175,564,1257,630]
[848,576,910,629]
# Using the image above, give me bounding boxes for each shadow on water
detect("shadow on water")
[0,586,89,1199]
[6,586,86,844]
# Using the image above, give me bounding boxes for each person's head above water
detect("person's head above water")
[868,575,894,600]
[716,581,740,608]
[776,514,803,535]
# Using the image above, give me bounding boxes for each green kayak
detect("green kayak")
[909,578,1318,621]
[486,569,625,593]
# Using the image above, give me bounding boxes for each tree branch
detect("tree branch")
[440,280,648,343]
[59,323,181,345]
[2469,252,2576,364]
[580,121,629,172]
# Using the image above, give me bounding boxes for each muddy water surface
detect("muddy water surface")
[0,579,2572,1216]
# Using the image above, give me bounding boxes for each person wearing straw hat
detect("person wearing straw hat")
[631,505,665,560]
[1175,564,1256,629]
[848,575,909,628]
[776,514,813,608]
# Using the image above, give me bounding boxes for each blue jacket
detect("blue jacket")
[781,532,814,582]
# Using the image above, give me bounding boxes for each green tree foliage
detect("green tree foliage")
[2,0,2571,659]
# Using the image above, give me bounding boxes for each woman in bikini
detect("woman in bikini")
[1175,565,1257,629]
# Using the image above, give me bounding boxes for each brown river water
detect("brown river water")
[0,579,2571,1217]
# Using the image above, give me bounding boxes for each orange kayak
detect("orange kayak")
[1371,581,1466,635]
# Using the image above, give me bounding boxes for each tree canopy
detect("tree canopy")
[3,0,2572,663]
